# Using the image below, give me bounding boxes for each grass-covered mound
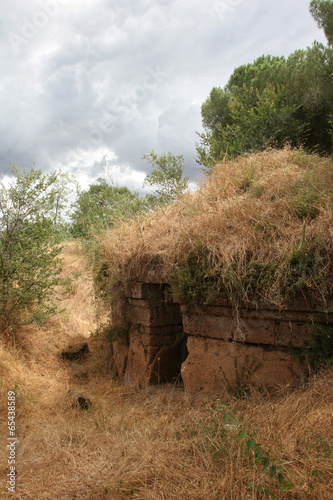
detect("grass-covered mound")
[96,148,333,310]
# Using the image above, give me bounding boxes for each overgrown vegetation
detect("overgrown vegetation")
[0,231,333,500]
[70,151,189,239]
[70,178,149,238]
[95,149,333,313]
[143,150,189,206]
[0,165,71,340]
[297,324,333,375]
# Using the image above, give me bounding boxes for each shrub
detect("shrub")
[0,165,70,340]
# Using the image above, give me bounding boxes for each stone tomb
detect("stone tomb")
[111,282,332,394]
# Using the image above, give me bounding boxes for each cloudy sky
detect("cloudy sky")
[0,0,327,191]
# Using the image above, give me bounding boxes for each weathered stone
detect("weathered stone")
[112,340,129,378]
[111,301,128,328]
[128,297,163,308]
[124,332,149,387]
[124,282,164,300]
[275,321,313,348]
[126,303,182,327]
[110,282,332,395]
[182,313,234,340]
[181,304,233,316]
[62,342,89,361]
[141,334,178,347]
[233,318,275,344]
[181,336,303,395]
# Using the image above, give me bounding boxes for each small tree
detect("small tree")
[70,178,148,238]
[0,164,70,340]
[143,151,189,205]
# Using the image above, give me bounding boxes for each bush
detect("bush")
[0,164,70,340]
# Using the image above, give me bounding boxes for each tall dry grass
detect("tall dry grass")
[0,218,332,498]
[96,148,333,309]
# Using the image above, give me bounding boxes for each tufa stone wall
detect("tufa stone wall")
[111,283,333,395]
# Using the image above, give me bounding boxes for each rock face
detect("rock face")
[111,283,333,395]
[181,336,303,395]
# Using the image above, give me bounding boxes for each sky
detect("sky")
[0,0,327,192]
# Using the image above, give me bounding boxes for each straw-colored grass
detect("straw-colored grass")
[0,241,333,498]
[96,148,333,310]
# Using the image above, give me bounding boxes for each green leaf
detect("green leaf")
[223,414,231,423]
[270,464,277,479]
[235,429,247,440]
[262,456,270,472]
[255,448,264,460]
[277,472,285,484]
[247,439,256,452]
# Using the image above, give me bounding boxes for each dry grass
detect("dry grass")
[96,148,333,309]
[0,240,332,499]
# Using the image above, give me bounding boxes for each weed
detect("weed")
[96,321,130,347]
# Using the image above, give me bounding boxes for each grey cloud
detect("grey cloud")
[0,0,328,188]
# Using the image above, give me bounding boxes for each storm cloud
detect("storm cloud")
[0,0,327,189]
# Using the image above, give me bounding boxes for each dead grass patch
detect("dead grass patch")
[96,148,333,311]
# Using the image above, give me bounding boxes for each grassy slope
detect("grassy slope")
[97,148,333,310]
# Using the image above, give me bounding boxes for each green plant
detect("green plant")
[0,165,71,340]
[96,321,130,348]
[215,405,292,497]
[170,241,220,310]
[298,324,333,374]
[143,150,189,205]
[70,178,147,238]
[282,230,328,302]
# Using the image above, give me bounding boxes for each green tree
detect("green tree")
[143,151,189,205]
[70,178,147,238]
[0,165,70,340]
[196,5,333,170]
[197,84,306,170]
[310,0,333,46]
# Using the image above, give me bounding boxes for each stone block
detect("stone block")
[129,297,164,308]
[124,282,164,300]
[182,313,234,340]
[141,334,178,347]
[112,340,129,378]
[111,301,128,328]
[275,321,313,347]
[233,318,275,345]
[124,331,150,387]
[127,304,182,327]
[139,325,173,336]
[181,336,303,395]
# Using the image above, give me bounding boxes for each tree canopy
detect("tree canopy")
[70,178,147,238]
[196,1,333,170]
[0,165,69,338]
